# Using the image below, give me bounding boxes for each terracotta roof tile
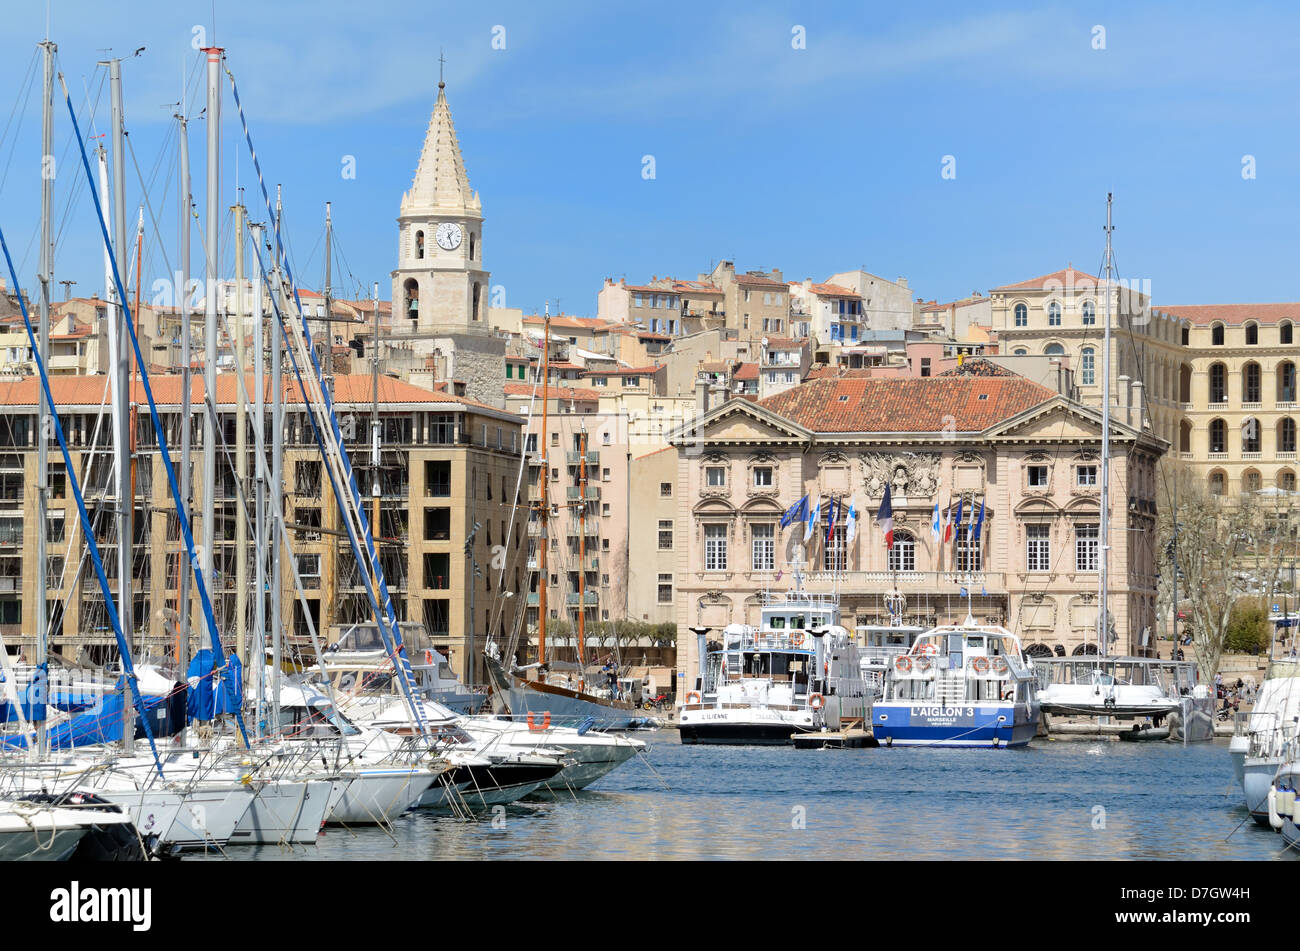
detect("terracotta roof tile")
[503,383,600,401]
[732,273,787,288]
[0,373,499,411]
[993,266,1101,292]
[1155,303,1300,326]
[733,362,758,381]
[756,374,1055,433]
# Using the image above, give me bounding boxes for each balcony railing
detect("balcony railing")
[784,570,1007,590]
[565,591,599,606]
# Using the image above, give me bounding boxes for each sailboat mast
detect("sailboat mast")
[1100,192,1113,657]
[537,307,551,666]
[201,46,222,640]
[234,198,248,667]
[251,222,266,737]
[176,107,193,674]
[109,57,134,753]
[34,37,55,760]
[270,186,284,732]
[371,280,380,535]
[577,425,587,679]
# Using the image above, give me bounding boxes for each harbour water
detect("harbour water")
[204,733,1288,861]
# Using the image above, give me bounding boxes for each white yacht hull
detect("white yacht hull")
[228,779,335,846]
[679,705,820,745]
[327,769,435,825]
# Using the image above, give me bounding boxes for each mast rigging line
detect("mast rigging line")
[0,226,165,777]
[57,71,250,749]
[227,59,427,738]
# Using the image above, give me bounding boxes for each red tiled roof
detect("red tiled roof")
[733,273,787,288]
[733,362,758,381]
[582,365,658,377]
[756,375,1055,433]
[994,266,1107,292]
[763,337,803,349]
[806,282,859,297]
[1155,303,1300,326]
[0,373,503,411]
[522,315,613,331]
[503,383,600,402]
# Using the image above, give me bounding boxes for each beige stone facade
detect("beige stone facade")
[667,364,1166,692]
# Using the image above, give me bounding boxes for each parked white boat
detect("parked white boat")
[0,797,137,861]
[679,592,868,745]
[1035,656,1215,741]
[1232,659,1300,824]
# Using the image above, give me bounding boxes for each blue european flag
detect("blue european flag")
[780,495,808,529]
[959,586,969,597]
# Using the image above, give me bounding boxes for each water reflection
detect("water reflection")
[199,735,1287,861]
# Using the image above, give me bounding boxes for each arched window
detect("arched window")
[1211,322,1225,345]
[1279,361,1296,403]
[1280,470,1297,491]
[1280,417,1296,453]
[1179,419,1192,453]
[1179,363,1192,402]
[1209,470,1226,496]
[403,279,419,322]
[888,531,916,572]
[1081,301,1095,325]
[415,230,425,259]
[1013,348,1027,356]
[1245,321,1258,345]
[1014,303,1027,327]
[1045,343,1065,356]
[1080,347,1095,385]
[1243,362,1261,403]
[1242,418,1261,454]
[1048,301,1061,326]
[469,232,476,261]
[1181,325,1190,346]
[1242,469,1262,493]
[1209,418,1227,454]
[1209,362,1227,403]
[1283,321,1294,345]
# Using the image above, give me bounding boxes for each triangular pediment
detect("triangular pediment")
[667,397,809,447]
[987,396,1144,444]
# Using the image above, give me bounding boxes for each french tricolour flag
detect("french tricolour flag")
[877,484,894,549]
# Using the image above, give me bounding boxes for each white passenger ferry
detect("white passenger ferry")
[872,619,1040,748]
[678,592,868,744]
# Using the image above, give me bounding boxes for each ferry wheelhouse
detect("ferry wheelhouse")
[679,594,867,745]
[872,621,1039,748]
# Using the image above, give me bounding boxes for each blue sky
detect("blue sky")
[1,1,1299,315]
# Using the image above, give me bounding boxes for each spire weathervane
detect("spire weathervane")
[439,48,445,89]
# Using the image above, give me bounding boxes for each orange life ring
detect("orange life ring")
[526,711,552,731]
[792,632,806,647]
[894,656,913,674]
[424,649,434,666]
[809,693,825,710]
[973,657,990,674]
[917,655,934,672]
[685,690,702,704]
[991,656,1008,675]
[918,643,938,656]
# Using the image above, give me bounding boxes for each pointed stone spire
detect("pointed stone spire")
[400,79,481,219]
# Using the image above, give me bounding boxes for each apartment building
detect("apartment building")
[0,373,525,683]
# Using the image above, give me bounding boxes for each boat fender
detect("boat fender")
[809,693,824,711]
[1269,786,1284,830]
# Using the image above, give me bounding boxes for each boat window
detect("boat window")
[790,615,806,629]
[337,671,357,692]
[437,663,456,681]
[948,634,964,654]
[769,616,787,629]
[966,636,985,650]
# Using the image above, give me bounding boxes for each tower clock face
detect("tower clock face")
[435,221,463,251]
